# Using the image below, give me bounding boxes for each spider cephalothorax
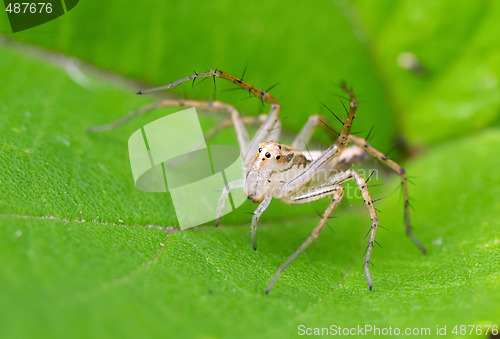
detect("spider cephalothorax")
[245,142,308,203]
[91,69,427,294]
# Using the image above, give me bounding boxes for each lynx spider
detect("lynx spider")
[90,70,426,293]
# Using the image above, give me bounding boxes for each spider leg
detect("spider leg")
[88,99,239,132]
[265,186,344,293]
[91,70,282,163]
[137,70,280,107]
[205,114,267,142]
[214,179,244,227]
[250,195,272,250]
[132,70,281,170]
[88,99,251,159]
[282,84,357,194]
[266,119,282,142]
[323,169,379,290]
[202,108,280,151]
[292,114,369,169]
[273,168,380,292]
[291,114,339,150]
[283,183,343,204]
[244,105,281,170]
[347,135,426,255]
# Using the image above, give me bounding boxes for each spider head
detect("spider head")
[253,142,287,167]
[245,142,307,202]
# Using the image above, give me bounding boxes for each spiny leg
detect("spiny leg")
[291,83,361,152]
[137,70,280,106]
[282,83,357,194]
[349,169,379,291]
[291,114,368,166]
[266,186,344,294]
[347,135,426,254]
[134,69,281,170]
[250,195,272,250]
[323,169,380,290]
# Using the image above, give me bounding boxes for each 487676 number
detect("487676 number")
[5,2,52,14]
[452,324,498,336]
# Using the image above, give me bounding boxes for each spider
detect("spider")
[89,70,426,293]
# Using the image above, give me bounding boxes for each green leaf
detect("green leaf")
[352,0,500,145]
[1,1,499,338]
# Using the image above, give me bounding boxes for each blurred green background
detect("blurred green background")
[1,1,499,338]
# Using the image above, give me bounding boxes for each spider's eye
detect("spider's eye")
[278,145,281,149]
[276,155,281,160]
[265,152,271,158]
[258,148,262,153]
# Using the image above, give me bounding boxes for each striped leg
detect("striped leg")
[347,135,426,254]
[90,70,282,165]
[134,70,282,169]
[282,83,358,194]
[265,186,344,293]
[324,169,380,290]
